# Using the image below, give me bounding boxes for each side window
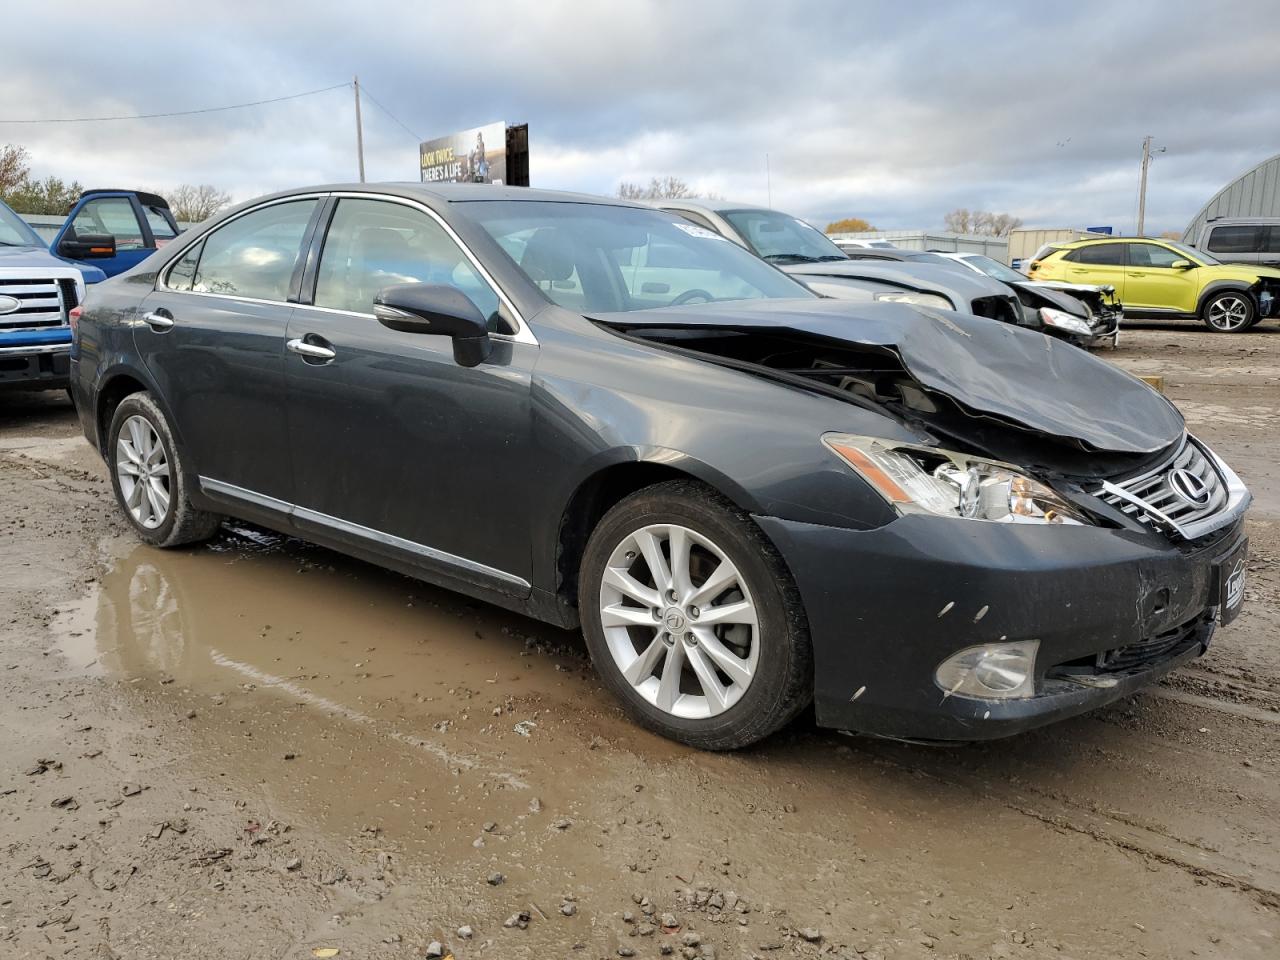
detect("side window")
[192,199,317,301]
[1265,226,1280,254]
[166,240,204,292]
[1132,244,1183,268]
[1064,243,1126,266]
[71,197,145,251]
[144,206,178,246]
[1206,225,1260,254]
[314,198,505,330]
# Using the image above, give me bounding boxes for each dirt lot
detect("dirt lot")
[1,322,1277,960]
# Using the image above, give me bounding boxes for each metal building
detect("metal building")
[1182,151,1280,243]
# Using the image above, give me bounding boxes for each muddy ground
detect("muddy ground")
[1,321,1277,960]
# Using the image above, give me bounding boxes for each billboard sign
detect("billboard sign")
[419,122,511,185]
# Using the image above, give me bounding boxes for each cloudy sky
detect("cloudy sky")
[4,0,1277,235]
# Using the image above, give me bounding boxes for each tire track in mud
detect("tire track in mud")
[861,748,1280,911]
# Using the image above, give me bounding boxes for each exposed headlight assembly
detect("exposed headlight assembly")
[1039,306,1093,337]
[822,434,1090,525]
[873,290,954,311]
[936,640,1039,699]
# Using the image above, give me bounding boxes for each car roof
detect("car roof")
[229,182,649,211]
[651,197,766,214]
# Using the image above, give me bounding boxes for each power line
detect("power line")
[357,84,423,143]
[0,82,351,124]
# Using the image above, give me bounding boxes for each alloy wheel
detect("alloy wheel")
[1206,295,1251,331]
[116,415,171,530]
[598,523,759,719]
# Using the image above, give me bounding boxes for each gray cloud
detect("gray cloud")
[2,0,1276,235]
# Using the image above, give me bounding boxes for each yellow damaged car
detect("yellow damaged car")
[1028,237,1280,332]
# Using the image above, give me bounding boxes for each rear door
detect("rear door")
[133,196,322,506]
[1123,242,1200,313]
[1059,242,1128,297]
[282,194,537,594]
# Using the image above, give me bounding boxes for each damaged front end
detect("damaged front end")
[1028,280,1123,347]
[594,298,1251,740]
[1252,276,1280,319]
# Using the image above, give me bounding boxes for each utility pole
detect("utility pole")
[353,75,366,183]
[1137,135,1152,237]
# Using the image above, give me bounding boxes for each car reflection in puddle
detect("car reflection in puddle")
[57,524,589,710]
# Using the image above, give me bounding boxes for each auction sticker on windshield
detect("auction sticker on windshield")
[672,222,728,241]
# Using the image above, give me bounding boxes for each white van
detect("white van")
[1191,218,1280,268]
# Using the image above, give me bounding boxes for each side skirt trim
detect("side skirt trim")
[198,476,531,593]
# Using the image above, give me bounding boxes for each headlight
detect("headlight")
[1040,306,1093,337]
[873,291,954,311]
[936,640,1039,699]
[822,434,1090,525]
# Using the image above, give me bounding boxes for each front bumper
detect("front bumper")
[0,340,71,391]
[756,513,1246,741]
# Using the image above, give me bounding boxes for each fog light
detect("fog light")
[935,640,1039,700]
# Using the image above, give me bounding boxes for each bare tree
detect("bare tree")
[616,175,697,200]
[167,184,233,223]
[944,207,1022,237]
[0,144,31,197]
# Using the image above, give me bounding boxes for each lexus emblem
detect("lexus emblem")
[1168,468,1211,507]
[0,294,20,315]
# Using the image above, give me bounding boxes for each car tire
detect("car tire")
[579,479,812,750]
[1200,290,1256,332]
[107,392,222,548]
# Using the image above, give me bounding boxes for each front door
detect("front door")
[133,197,321,504]
[1123,242,1200,312]
[283,196,536,593]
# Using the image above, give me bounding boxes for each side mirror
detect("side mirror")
[373,283,493,368]
[58,234,117,260]
[1170,259,1194,270]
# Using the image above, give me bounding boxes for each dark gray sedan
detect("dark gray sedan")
[71,184,1251,749]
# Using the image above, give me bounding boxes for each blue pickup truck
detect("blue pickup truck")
[1,191,178,392]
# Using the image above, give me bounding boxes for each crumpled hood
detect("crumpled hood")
[785,259,1011,301]
[593,298,1184,454]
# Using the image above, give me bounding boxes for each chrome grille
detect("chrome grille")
[0,277,67,330]
[1096,438,1228,538]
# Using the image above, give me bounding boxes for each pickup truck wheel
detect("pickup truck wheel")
[107,393,222,547]
[579,479,812,750]
[1201,291,1256,332]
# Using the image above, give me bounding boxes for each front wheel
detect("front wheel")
[579,479,812,750]
[107,392,222,547]
[1201,291,1256,332]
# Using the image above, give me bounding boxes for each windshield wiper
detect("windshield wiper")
[763,253,818,263]
[814,255,847,261]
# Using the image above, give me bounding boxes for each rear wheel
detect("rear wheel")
[579,479,812,750]
[1200,291,1256,332]
[107,392,222,547]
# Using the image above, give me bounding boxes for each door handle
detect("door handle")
[142,310,174,331]
[1129,271,1146,277]
[286,337,336,361]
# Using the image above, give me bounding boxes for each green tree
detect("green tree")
[5,176,84,216]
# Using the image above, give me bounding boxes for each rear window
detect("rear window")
[1207,225,1263,254]
[1064,243,1127,266]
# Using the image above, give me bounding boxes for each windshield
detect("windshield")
[462,200,814,313]
[963,255,1027,283]
[720,209,848,263]
[0,201,42,247]
[1163,239,1220,266]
